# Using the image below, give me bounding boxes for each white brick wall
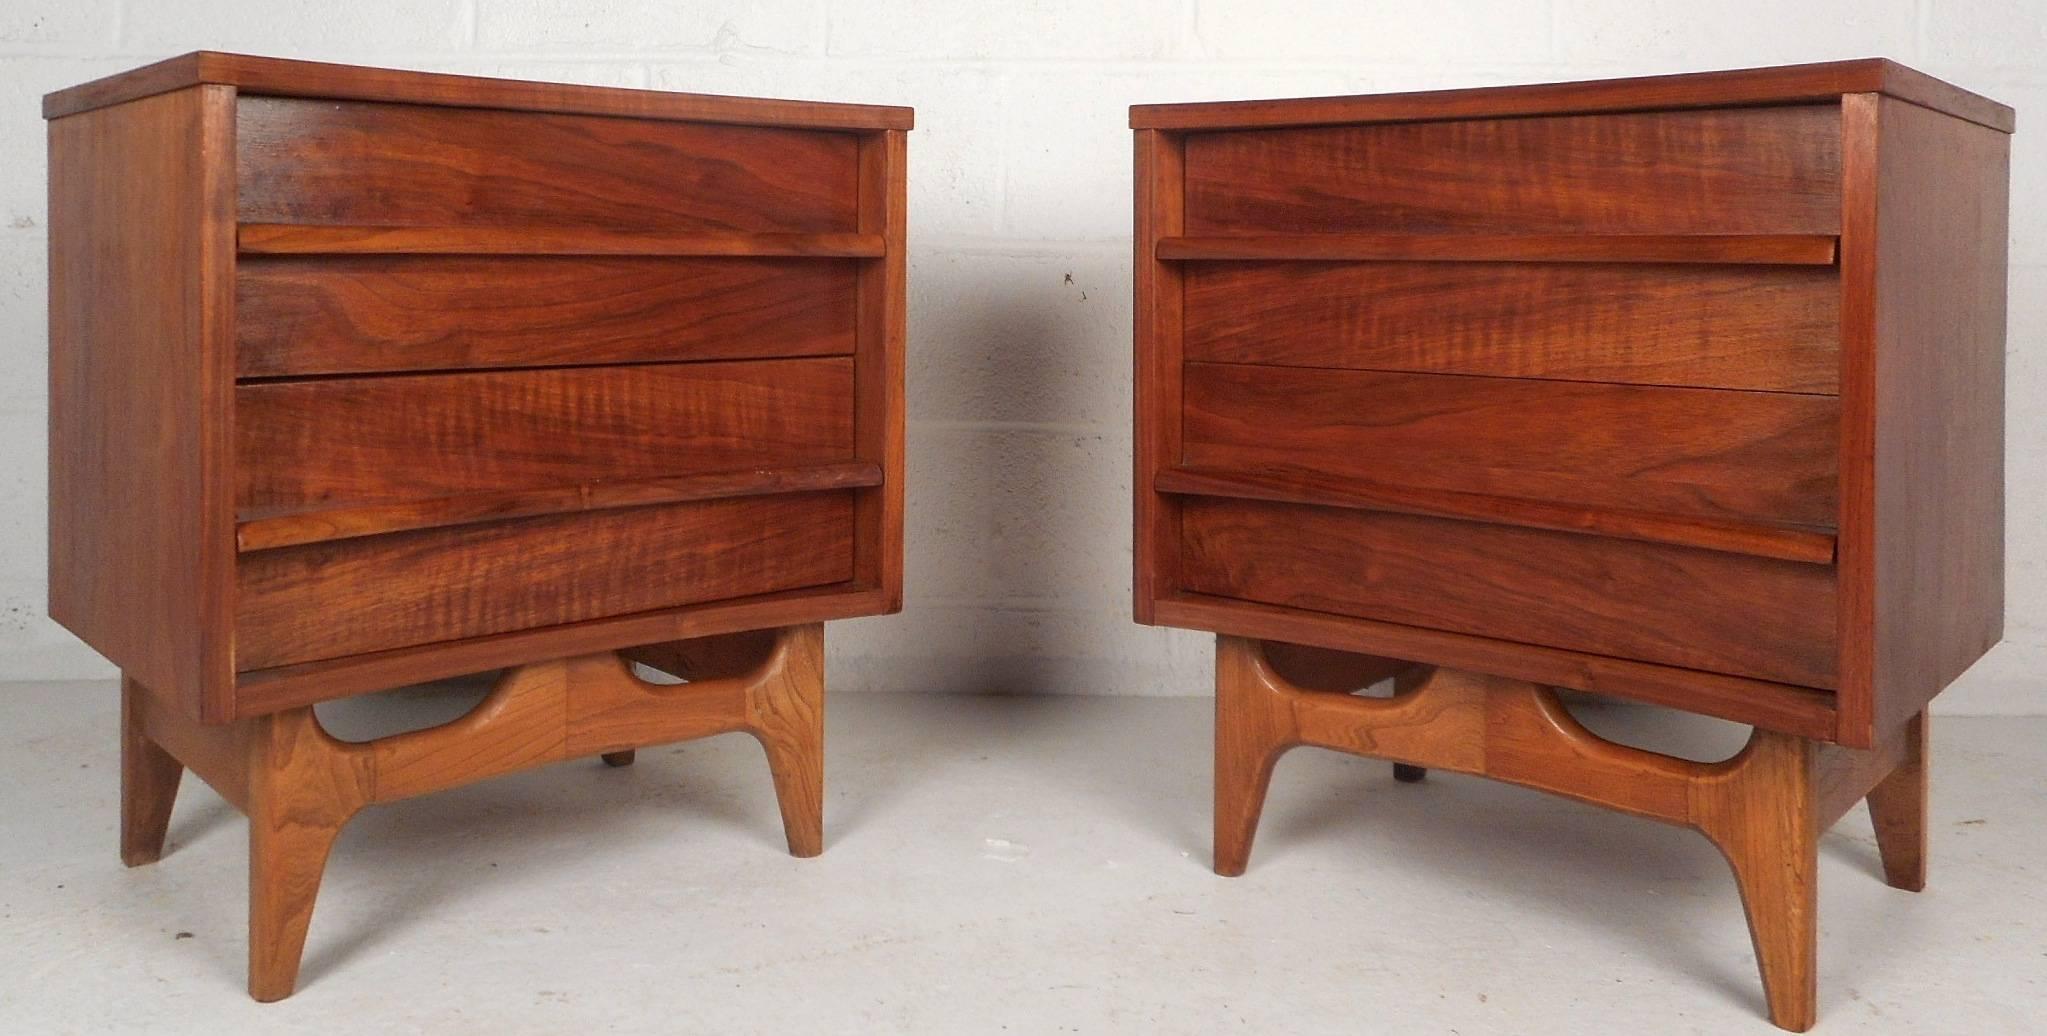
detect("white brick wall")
[3,1,2041,711]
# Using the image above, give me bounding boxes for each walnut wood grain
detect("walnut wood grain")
[566,629,827,859]
[122,624,829,1000]
[236,493,854,670]
[133,674,249,811]
[1836,94,2009,746]
[55,56,905,1004]
[54,60,905,723]
[235,583,883,718]
[1214,640,1931,1030]
[244,704,371,1001]
[851,130,908,609]
[1155,466,1836,564]
[1142,64,2008,1033]
[235,359,853,516]
[236,254,858,377]
[1182,498,1838,688]
[1131,58,2010,133]
[120,676,183,867]
[1158,592,1836,739]
[45,51,913,129]
[237,96,860,233]
[1182,260,1839,393]
[1182,362,1840,529]
[236,225,886,258]
[1183,106,1841,236]
[1157,234,1838,265]
[236,461,883,551]
[1864,710,1929,891]
[47,86,238,722]
[1132,129,1188,625]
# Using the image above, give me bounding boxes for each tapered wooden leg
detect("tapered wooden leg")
[1865,710,1928,892]
[600,750,636,768]
[245,708,369,1003]
[748,624,826,858]
[1214,635,1298,877]
[1696,731,1819,1033]
[120,676,183,867]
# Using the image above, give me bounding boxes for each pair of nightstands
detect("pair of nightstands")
[48,54,2008,1031]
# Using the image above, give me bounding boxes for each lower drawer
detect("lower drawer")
[236,492,855,670]
[1179,497,1837,688]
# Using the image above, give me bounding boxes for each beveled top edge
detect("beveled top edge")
[43,51,916,130]
[1130,59,2012,134]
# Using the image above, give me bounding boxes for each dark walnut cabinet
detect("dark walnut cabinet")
[46,53,908,1001]
[1132,59,2010,1031]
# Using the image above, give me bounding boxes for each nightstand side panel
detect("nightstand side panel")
[48,85,237,722]
[1839,94,2010,745]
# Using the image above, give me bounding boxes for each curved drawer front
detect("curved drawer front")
[236,358,855,517]
[237,255,859,377]
[1182,260,1839,394]
[236,96,860,232]
[1182,105,1841,235]
[1180,497,1838,689]
[236,492,855,671]
[1181,361,1839,530]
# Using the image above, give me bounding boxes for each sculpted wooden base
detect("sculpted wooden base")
[1214,636,1928,1032]
[119,623,826,1002]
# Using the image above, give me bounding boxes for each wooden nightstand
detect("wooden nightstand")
[45,53,908,1000]
[1131,60,2010,1031]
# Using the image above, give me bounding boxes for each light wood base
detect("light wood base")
[119,623,826,1002]
[1214,635,1927,1032]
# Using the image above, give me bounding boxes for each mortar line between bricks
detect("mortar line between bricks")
[889,597,1135,613]
[915,238,1129,255]
[909,419,1123,435]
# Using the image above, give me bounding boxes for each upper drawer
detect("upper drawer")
[1182,105,1841,235]
[1183,260,1839,394]
[237,255,858,377]
[1182,362,1838,530]
[236,358,854,517]
[236,97,860,232]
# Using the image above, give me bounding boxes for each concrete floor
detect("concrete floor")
[1,680,2041,1034]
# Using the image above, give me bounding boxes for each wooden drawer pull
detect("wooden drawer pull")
[1156,233,1838,265]
[238,224,887,258]
[237,461,884,552]
[1156,465,1837,565]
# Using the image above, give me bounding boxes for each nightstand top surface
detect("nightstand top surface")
[1131,58,2010,134]
[44,51,915,131]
